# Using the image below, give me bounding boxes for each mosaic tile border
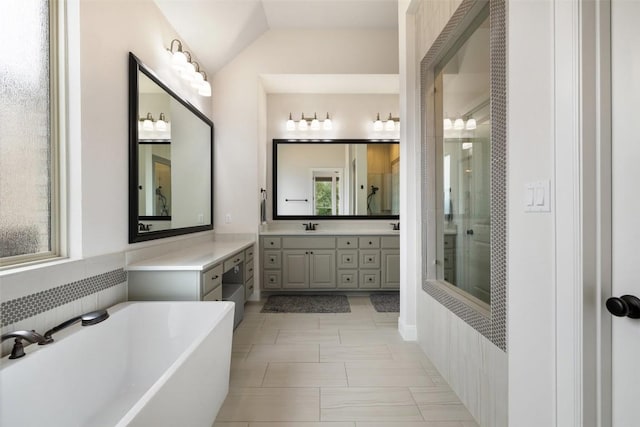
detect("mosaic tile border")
[1,269,127,327]
[419,0,507,351]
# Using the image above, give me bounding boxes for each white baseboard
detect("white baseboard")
[398,317,417,341]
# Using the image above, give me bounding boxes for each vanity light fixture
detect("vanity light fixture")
[190,62,204,88]
[443,117,453,130]
[286,113,333,131]
[168,39,187,70]
[374,113,399,132]
[166,38,211,97]
[286,113,296,131]
[465,118,477,130]
[155,113,168,132]
[323,113,333,130]
[298,113,308,131]
[198,72,212,97]
[373,113,384,132]
[141,113,154,132]
[453,117,465,130]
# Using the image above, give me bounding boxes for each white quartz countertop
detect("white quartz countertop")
[126,239,254,272]
[259,229,400,236]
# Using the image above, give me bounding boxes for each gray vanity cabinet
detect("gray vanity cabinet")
[260,234,398,292]
[281,238,336,289]
[127,242,255,302]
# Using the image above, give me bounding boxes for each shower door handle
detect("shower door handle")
[466,229,474,235]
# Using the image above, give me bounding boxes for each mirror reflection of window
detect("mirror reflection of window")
[437,11,491,304]
[274,141,399,218]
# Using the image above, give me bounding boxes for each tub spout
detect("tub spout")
[1,330,46,359]
[40,309,109,345]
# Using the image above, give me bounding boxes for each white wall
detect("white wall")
[507,1,556,425]
[212,29,399,233]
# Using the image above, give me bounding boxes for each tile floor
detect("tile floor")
[214,295,478,427]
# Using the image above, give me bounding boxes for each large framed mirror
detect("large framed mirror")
[128,53,213,243]
[421,0,506,350]
[272,139,400,220]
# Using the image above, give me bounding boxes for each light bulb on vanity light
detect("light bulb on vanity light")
[142,113,154,132]
[453,117,465,130]
[385,113,396,131]
[155,113,168,132]
[310,113,321,131]
[168,39,187,70]
[286,113,296,131]
[298,113,308,131]
[323,113,333,130]
[443,117,452,130]
[465,118,477,130]
[198,72,212,97]
[373,113,384,132]
[191,69,204,89]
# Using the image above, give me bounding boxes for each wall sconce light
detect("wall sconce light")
[139,112,171,139]
[443,115,478,131]
[286,113,333,131]
[374,113,399,132]
[167,38,211,97]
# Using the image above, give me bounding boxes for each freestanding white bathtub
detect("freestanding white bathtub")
[0,301,234,427]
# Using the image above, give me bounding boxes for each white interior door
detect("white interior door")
[610,1,640,425]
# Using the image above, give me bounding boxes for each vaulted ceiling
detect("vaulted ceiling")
[154,0,399,75]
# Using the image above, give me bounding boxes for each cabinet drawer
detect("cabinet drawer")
[337,250,358,269]
[245,259,255,279]
[359,237,380,249]
[359,250,380,269]
[224,252,245,272]
[244,246,255,262]
[444,234,456,248]
[263,237,281,249]
[381,236,400,249]
[202,264,223,296]
[263,270,281,289]
[359,270,380,289]
[203,285,223,301]
[245,276,254,300]
[337,237,358,249]
[282,236,335,249]
[263,250,281,269]
[337,270,358,289]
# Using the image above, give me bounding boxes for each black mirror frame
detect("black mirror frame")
[272,139,400,220]
[128,52,214,243]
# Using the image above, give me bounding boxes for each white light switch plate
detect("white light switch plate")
[524,180,551,212]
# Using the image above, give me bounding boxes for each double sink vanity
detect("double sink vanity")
[261,230,400,291]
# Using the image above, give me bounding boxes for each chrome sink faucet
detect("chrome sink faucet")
[302,222,318,231]
[40,309,109,345]
[390,222,400,230]
[1,330,46,359]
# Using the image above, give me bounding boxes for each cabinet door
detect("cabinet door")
[282,250,309,288]
[309,250,336,288]
[381,250,400,289]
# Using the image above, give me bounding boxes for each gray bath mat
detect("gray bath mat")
[370,293,400,312]
[261,295,351,313]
